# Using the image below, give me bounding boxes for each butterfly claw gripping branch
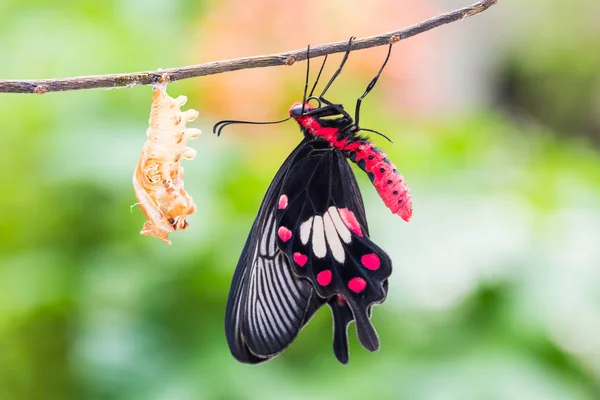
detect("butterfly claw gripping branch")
[133,84,201,244]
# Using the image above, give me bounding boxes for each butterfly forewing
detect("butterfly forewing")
[275,140,392,352]
[225,138,359,363]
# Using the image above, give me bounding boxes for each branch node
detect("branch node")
[284,55,296,66]
[159,73,172,85]
[33,85,47,95]
[388,34,401,44]
[464,0,496,18]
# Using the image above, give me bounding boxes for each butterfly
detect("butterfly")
[215,38,412,364]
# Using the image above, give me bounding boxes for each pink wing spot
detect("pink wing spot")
[361,254,381,270]
[277,226,292,242]
[293,252,308,267]
[278,194,288,210]
[348,277,367,293]
[338,208,363,237]
[316,270,332,286]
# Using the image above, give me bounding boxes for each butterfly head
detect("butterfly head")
[289,102,315,119]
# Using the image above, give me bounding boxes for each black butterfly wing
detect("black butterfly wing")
[225,216,314,363]
[225,138,358,364]
[275,140,392,352]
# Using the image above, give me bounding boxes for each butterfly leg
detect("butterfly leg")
[319,36,356,98]
[301,45,311,113]
[317,97,354,121]
[354,42,394,127]
[308,55,328,99]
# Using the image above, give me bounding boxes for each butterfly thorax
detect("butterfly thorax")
[290,101,413,222]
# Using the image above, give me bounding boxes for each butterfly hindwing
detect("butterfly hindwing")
[225,220,316,362]
[225,138,359,363]
[275,140,392,352]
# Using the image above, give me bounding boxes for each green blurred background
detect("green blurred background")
[2,0,600,399]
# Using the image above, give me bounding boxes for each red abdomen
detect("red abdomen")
[344,141,412,222]
[295,113,412,222]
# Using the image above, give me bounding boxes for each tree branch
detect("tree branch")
[0,0,498,95]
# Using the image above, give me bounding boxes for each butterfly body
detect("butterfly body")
[290,101,412,222]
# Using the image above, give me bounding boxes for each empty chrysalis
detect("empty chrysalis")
[133,82,201,244]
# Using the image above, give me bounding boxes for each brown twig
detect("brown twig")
[0,0,498,95]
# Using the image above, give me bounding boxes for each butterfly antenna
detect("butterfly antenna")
[308,54,328,98]
[213,117,291,137]
[354,42,393,127]
[356,128,394,144]
[319,36,355,98]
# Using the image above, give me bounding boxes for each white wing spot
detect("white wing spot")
[311,216,326,258]
[300,216,313,245]
[328,206,351,244]
[324,212,345,263]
